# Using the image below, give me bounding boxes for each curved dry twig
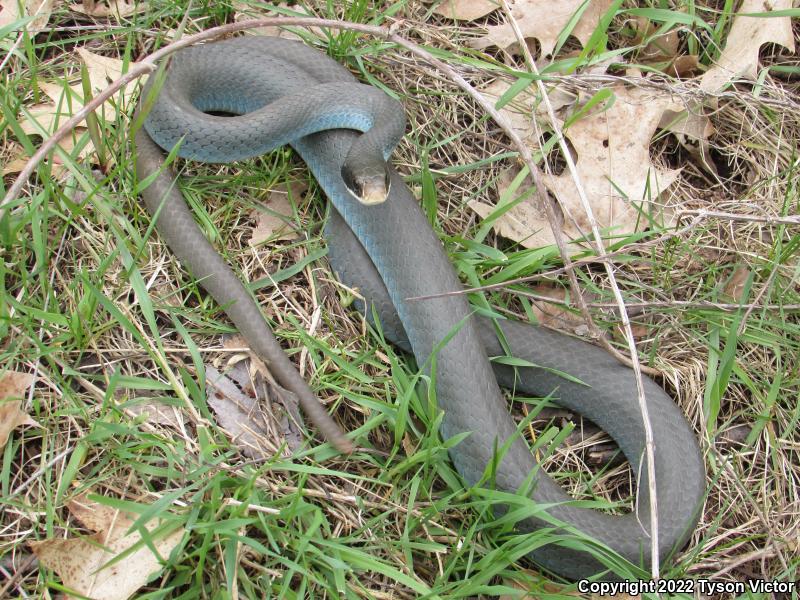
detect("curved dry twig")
[1,17,392,213]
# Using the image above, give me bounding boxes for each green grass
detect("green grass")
[1,0,799,598]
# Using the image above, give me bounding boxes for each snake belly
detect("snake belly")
[135,36,706,580]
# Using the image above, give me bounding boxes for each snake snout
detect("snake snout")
[341,165,391,205]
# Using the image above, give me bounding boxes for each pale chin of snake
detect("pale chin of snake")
[345,177,391,205]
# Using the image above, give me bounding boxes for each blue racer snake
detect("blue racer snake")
[134,36,705,580]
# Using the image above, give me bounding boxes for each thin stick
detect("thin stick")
[679,208,800,226]
[498,0,660,576]
[512,292,800,312]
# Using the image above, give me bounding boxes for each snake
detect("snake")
[133,36,706,580]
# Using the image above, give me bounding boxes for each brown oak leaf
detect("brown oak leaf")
[469,0,614,57]
[700,0,795,92]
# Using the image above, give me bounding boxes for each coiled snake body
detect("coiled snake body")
[134,37,705,580]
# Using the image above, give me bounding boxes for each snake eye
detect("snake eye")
[341,165,360,197]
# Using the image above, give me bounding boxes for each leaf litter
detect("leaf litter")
[700,0,795,92]
[0,0,54,32]
[69,0,146,19]
[462,0,614,58]
[7,48,137,174]
[0,370,40,450]
[206,335,304,458]
[248,180,308,246]
[30,492,183,600]
[459,0,795,250]
[233,0,322,39]
[124,399,186,430]
[473,82,682,249]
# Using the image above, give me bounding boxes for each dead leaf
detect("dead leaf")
[475,86,681,249]
[2,141,30,175]
[18,101,87,147]
[222,333,253,356]
[469,185,553,249]
[499,568,581,599]
[19,102,70,136]
[38,48,137,108]
[66,493,125,532]
[2,156,29,174]
[665,54,702,78]
[31,492,183,600]
[482,80,538,145]
[402,433,418,456]
[700,0,795,92]
[615,321,651,341]
[79,48,135,98]
[722,266,751,302]
[18,102,94,165]
[206,362,301,458]
[0,371,39,449]
[70,0,145,18]
[658,105,716,141]
[541,86,681,243]
[248,181,307,246]
[17,49,134,172]
[469,0,614,57]
[222,337,304,450]
[481,79,576,145]
[433,0,499,21]
[526,284,585,331]
[492,86,681,249]
[0,0,54,32]
[658,105,716,175]
[631,16,679,61]
[207,365,273,459]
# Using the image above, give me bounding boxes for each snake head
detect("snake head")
[341,165,391,206]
